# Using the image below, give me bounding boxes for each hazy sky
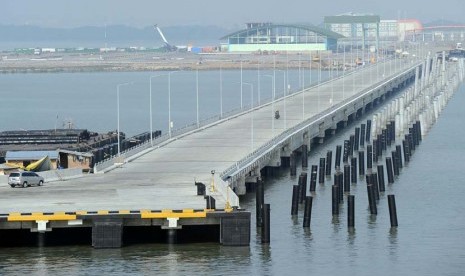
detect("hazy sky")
[3,0,464,28]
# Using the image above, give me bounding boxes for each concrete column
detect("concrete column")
[399,97,405,132]
[432,100,438,120]
[395,114,401,139]
[269,150,282,167]
[414,65,420,97]
[381,109,387,129]
[371,114,378,139]
[425,56,431,86]
[235,175,247,196]
[419,114,426,136]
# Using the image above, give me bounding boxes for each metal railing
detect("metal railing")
[220,60,420,183]
[95,57,411,176]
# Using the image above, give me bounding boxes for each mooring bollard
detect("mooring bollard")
[256,179,264,227]
[335,145,342,169]
[385,122,391,145]
[299,173,307,204]
[396,145,403,169]
[262,204,271,243]
[335,172,343,203]
[381,129,387,151]
[302,172,308,192]
[402,139,410,164]
[377,165,386,192]
[303,196,313,228]
[408,127,416,151]
[349,135,355,157]
[386,157,394,184]
[367,184,377,215]
[366,119,372,142]
[386,123,391,146]
[409,127,416,150]
[298,174,305,204]
[343,140,350,163]
[392,151,400,176]
[319,158,325,184]
[387,195,398,227]
[326,150,333,176]
[360,124,366,148]
[348,195,355,228]
[372,173,380,200]
[332,185,339,216]
[416,120,422,142]
[358,151,365,176]
[290,152,297,176]
[334,172,339,201]
[414,122,420,146]
[291,185,299,215]
[367,145,373,169]
[377,134,383,157]
[372,139,378,163]
[405,133,413,153]
[390,121,396,144]
[310,165,317,192]
[351,157,357,183]
[354,127,360,151]
[344,164,351,192]
[302,145,308,168]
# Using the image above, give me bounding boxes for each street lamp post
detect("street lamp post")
[220,64,223,118]
[240,59,243,110]
[196,69,199,127]
[168,71,180,138]
[330,51,334,105]
[149,75,166,147]
[262,74,274,134]
[117,82,133,157]
[257,57,260,105]
[343,44,345,100]
[276,69,286,129]
[242,82,254,151]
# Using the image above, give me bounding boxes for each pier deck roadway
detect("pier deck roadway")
[0,58,416,214]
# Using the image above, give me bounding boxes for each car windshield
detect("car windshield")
[9,173,20,177]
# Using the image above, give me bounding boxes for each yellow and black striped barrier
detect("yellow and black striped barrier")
[1,208,233,222]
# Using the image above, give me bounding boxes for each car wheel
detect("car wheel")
[22,182,28,188]
[10,185,14,188]
[38,180,43,186]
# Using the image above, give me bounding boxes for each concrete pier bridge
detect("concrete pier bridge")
[0,54,435,247]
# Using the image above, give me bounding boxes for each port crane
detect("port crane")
[154,24,177,52]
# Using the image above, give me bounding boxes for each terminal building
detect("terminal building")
[324,13,423,46]
[221,23,344,52]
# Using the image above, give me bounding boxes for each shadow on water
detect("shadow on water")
[0,224,220,249]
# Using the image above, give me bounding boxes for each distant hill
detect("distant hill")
[0,24,234,47]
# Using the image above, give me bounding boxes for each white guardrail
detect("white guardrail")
[92,57,418,207]
[220,61,420,184]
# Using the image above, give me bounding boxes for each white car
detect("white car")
[8,171,44,188]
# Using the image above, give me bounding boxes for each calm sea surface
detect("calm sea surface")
[0,69,325,137]
[0,71,464,275]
